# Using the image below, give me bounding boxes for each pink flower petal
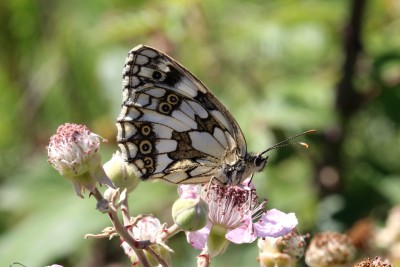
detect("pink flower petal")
[253,209,298,238]
[186,222,212,250]
[178,184,201,199]
[225,216,257,244]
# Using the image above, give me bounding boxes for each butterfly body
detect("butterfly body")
[117,45,268,185]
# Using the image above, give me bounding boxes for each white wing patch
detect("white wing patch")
[154,154,174,173]
[119,106,141,121]
[117,123,136,140]
[119,143,138,160]
[140,48,158,58]
[187,100,208,119]
[213,127,228,148]
[140,110,192,132]
[171,110,198,129]
[156,140,178,153]
[211,110,232,133]
[153,123,174,138]
[135,93,150,106]
[189,131,225,158]
[225,131,236,150]
[146,88,166,97]
[179,101,196,119]
[173,78,199,97]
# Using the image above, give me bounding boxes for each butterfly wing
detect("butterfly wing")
[117,45,247,184]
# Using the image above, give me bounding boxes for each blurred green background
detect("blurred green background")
[1,0,399,266]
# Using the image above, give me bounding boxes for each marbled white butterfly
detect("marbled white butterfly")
[116,45,313,185]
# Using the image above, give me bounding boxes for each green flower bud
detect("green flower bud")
[172,198,208,231]
[103,153,139,194]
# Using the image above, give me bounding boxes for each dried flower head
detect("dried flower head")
[354,256,393,267]
[47,123,113,197]
[305,231,356,267]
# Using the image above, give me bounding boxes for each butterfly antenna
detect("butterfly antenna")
[260,130,316,156]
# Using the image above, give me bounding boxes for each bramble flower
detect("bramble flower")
[179,180,298,257]
[305,231,356,267]
[47,123,114,197]
[122,216,172,266]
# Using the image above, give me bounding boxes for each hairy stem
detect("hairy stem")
[160,223,182,241]
[93,188,152,267]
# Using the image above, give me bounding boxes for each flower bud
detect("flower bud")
[305,231,356,267]
[258,230,307,267]
[172,197,209,231]
[103,153,139,194]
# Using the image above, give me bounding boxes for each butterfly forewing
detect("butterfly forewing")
[116,45,248,184]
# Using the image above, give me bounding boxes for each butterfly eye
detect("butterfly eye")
[254,157,264,167]
[152,71,162,80]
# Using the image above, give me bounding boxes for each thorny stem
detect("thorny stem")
[92,188,152,267]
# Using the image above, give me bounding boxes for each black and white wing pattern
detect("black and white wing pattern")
[116,45,264,185]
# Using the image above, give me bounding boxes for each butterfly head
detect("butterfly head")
[231,153,268,184]
[246,153,268,174]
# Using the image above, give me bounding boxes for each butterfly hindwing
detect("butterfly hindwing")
[117,45,248,184]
